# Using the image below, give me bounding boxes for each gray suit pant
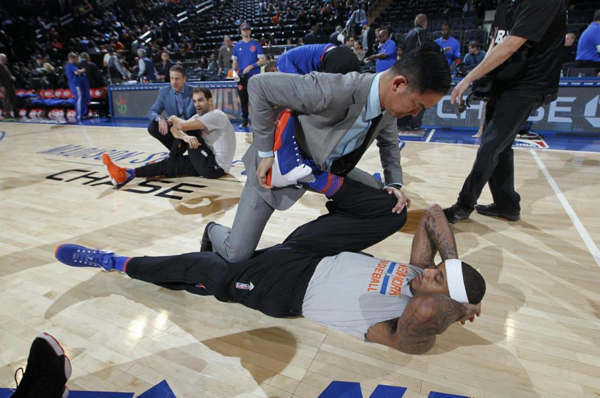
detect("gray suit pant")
[208,168,383,262]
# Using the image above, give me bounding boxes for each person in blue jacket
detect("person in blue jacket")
[365,27,397,73]
[276,43,361,75]
[147,64,196,152]
[65,53,90,121]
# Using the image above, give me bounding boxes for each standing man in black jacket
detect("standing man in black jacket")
[400,14,429,130]
[404,14,428,54]
[444,0,566,224]
[78,53,105,88]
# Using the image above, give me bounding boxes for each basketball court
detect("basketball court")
[1,121,599,397]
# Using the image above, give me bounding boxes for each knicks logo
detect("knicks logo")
[367,261,409,297]
[250,45,256,52]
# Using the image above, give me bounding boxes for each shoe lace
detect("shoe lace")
[14,367,24,387]
[74,249,112,269]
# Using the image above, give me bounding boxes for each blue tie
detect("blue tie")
[175,91,184,117]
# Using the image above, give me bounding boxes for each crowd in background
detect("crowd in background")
[0,0,597,95]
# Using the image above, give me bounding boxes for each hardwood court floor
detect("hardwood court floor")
[0,122,599,398]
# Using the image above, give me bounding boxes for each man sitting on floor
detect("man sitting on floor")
[103,87,236,185]
[57,125,484,355]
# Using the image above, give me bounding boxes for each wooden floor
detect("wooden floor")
[1,122,600,398]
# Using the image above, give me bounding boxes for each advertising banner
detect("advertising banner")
[110,82,241,120]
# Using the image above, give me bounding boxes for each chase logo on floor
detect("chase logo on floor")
[38,144,170,164]
[46,169,206,200]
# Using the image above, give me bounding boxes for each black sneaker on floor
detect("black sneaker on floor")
[443,203,473,224]
[12,332,71,398]
[475,203,520,221]
[200,221,216,252]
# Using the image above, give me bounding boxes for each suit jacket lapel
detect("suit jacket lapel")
[320,74,377,164]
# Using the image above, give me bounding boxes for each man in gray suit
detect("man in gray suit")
[206,43,451,262]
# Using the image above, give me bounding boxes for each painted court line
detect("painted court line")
[530,149,600,268]
[425,129,436,142]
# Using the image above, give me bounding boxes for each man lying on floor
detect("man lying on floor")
[55,124,484,355]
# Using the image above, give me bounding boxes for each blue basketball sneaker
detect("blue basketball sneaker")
[266,109,313,187]
[55,244,117,271]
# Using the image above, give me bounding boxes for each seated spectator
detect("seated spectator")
[297,9,308,25]
[207,53,219,79]
[463,40,486,71]
[167,39,179,53]
[199,56,208,70]
[156,51,174,83]
[574,10,600,72]
[137,48,158,82]
[304,25,319,45]
[397,45,404,61]
[562,33,577,65]
[354,41,366,62]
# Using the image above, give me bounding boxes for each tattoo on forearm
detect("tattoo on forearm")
[424,207,458,261]
[399,295,466,339]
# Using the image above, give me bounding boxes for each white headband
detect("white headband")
[446,259,469,303]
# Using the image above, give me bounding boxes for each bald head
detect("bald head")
[0,53,7,64]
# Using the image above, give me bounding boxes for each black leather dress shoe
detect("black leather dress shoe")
[200,221,216,252]
[475,204,520,221]
[443,204,473,224]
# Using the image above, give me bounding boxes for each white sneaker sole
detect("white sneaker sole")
[37,332,72,384]
[270,153,312,187]
[104,165,119,186]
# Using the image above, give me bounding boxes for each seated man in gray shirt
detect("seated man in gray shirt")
[55,163,485,355]
[102,87,236,185]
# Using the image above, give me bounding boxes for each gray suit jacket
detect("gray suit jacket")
[244,71,402,210]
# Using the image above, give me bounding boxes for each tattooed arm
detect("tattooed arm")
[409,204,458,269]
[366,293,476,355]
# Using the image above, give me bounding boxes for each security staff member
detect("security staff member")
[444,0,566,224]
[232,22,266,129]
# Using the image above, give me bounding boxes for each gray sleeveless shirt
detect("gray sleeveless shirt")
[302,252,424,340]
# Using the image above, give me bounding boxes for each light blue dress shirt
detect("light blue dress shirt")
[324,72,384,170]
[259,73,384,160]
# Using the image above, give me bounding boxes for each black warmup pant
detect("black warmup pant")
[147,120,176,151]
[457,90,544,212]
[237,75,250,121]
[125,179,407,317]
[134,134,225,179]
[1,85,17,114]
[320,46,361,74]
